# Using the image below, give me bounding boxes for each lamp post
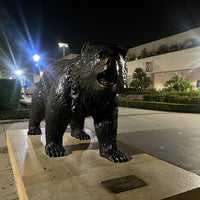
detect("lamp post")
[58,42,69,57]
[33,54,40,86]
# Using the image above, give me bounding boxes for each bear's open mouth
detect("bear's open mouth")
[97,60,118,88]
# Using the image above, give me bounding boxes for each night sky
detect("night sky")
[1,0,200,62]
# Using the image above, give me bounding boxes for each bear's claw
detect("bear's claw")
[100,149,129,163]
[71,130,90,140]
[45,142,67,157]
[28,127,42,135]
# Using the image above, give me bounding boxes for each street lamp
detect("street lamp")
[33,54,40,64]
[15,69,22,76]
[32,54,40,86]
[58,42,69,57]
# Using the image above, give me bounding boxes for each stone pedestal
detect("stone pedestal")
[7,129,200,200]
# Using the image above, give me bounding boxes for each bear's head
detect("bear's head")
[80,42,128,93]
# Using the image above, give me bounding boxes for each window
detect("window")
[196,80,200,88]
[146,62,153,72]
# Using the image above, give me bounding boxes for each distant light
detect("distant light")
[40,70,44,77]
[58,42,69,48]
[33,54,40,62]
[58,42,69,57]
[15,70,22,76]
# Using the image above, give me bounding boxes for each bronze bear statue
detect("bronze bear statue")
[28,42,129,163]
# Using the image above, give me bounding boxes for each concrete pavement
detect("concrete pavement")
[1,107,200,199]
[85,107,200,175]
[117,108,200,175]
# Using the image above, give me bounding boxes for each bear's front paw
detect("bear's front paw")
[100,149,129,163]
[71,130,90,140]
[28,127,42,135]
[45,142,67,157]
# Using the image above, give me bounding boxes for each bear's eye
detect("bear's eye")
[98,51,108,59]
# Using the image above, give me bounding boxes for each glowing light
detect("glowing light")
[40,70,44,77]
[58,43,69,48]
[33,54,40,62]
[15,70,22,76]
[58,42,69,57]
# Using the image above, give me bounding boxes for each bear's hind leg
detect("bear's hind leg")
[28,90,44,135]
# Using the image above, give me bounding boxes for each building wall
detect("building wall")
[127,46,200,90]
[127,27,200,59]
[152,68,200,90]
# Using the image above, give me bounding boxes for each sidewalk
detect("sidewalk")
[0,120,45,200]
[1,107,200,199]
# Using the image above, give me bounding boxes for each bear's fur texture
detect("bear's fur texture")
[28,42,129,162]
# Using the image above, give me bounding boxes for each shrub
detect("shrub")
[0,79,22,111]
[118,100,200,113]
[0,109,30,120]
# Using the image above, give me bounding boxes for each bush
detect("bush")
[143,92,200,104]
[0,79,22,111]
[0,109,30,120]
[118,100,200,113]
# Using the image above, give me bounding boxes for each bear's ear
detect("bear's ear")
[81,42,93,55]
[115,45,129,58]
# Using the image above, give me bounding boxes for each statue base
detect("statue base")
[7,129,200,200]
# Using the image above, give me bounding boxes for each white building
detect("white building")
[127,27,200,90]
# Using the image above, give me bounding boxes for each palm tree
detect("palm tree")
[130,68,152,90]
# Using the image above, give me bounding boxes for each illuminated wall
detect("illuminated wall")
[127,46,200,90]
